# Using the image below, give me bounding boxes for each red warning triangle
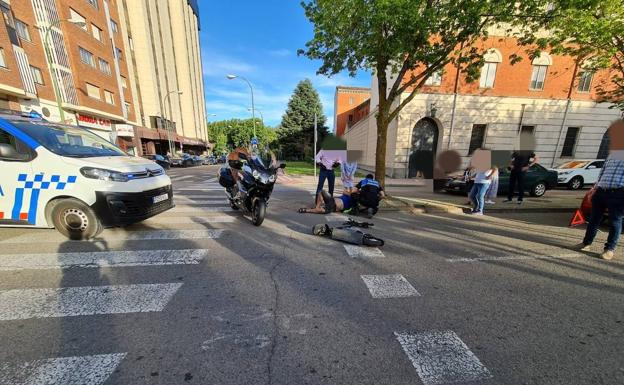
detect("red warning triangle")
[569,209,586,226]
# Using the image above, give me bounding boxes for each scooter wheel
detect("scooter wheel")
[362,234,384,247]
[252,199,266,226]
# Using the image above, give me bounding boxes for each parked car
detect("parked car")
[191,155,203,166]
[170,154,194,167]
[444,163,558,197]
[217,155,226,164]
[142,154,170,169]
[551,159,605,190]
[202,156,216,165]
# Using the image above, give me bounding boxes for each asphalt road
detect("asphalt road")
[0,165,622,385]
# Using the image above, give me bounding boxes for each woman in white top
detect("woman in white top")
[468,167,495,215]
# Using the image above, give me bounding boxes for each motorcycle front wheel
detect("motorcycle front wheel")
[251,199,266,226]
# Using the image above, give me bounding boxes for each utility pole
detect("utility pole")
[314,113,318,178]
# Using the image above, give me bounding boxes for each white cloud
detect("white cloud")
[268,49,291,57]
[202,51,256,77]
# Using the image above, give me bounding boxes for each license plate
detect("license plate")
[153,193,169,204]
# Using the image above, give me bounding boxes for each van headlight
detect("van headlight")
[80,167,129,182]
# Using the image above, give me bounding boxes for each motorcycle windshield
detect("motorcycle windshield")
[249,151,277,172]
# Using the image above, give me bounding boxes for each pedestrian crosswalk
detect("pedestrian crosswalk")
[0,173,231,384]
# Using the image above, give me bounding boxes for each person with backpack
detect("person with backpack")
[354,174,385,218]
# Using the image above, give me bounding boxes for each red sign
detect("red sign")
[77,114,111,129]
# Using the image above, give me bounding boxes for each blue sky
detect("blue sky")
[199,1,370,130]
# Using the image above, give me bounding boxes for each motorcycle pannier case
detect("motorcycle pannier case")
[218,167,235,188]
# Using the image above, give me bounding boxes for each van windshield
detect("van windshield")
[10,120,126,158]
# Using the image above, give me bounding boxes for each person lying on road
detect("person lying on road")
[299,189,353,214]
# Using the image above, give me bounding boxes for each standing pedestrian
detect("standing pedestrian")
[315,150,340,197]
[504,150,538,204]
[468,167,494,215]
[485,167,499,204]
[574,120,624,260]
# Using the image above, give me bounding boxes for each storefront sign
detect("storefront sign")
[115,124,135,137]
[77,114,112,131]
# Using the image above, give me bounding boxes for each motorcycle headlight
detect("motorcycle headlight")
[80,167,129,182]
[252,170,260,179]
[268,174,276,183]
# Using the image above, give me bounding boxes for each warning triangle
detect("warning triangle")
[569,209,586,227]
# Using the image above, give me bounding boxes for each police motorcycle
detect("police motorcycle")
[218,148,285,226]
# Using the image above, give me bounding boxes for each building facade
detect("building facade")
[334,86,370,137]
[343,36,622,178]
[0,0,206,157]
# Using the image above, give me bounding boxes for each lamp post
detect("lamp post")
[247,107,264,127]
[162,90,183,156]
[226,74,256,139]
[40,18,87,124]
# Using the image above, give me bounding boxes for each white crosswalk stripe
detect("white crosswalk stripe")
[0,249,210,271]
[175,194,223,199]
[0,353,126,385]
[170,175,194,181]
[0,283,183,320]
[145,215,235,224]
[174,198,226,204]
[395,330,492,385]
[343,245,385,258]
[175,187,223,191]
[446,253,584,263]
[361,274,420,298]
[171,206,233,213]
[1,229,224,243]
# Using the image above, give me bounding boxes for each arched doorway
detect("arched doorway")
[408,118,439,178]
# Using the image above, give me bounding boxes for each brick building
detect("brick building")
[334,86,370,137]
[342,35,622,177]
[0,0,207,156]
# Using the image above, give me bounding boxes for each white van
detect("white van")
[0,113,173,239]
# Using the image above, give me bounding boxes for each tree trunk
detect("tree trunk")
[375,113,388,187]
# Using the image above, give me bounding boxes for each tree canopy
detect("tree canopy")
[299,0,566,185]
[277,79,328,160]
[207,118,277,154]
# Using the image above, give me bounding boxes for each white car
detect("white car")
[552,159,605,190]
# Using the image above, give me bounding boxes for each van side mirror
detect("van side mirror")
[279,163,286,169]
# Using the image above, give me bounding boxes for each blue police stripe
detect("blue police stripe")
[28,189,40,224]
[11,188,25,220]
[0,118,40,149]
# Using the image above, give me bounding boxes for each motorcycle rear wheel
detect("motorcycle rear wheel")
[252,199,266,226]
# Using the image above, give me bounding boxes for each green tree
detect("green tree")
[299,0,553,185]
[525,1,624,112]
[278,79,328,159]
[207,118,277,154]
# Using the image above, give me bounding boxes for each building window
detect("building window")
[98,58,111,75]
[120,75,127,88]
[86,83,100,99]
[560,127,580,157]
[530,65,548,90]
[104,90,115,105]
[115,47,123,61]
[577,71,593,93]
[479,62,497,88]
[597,131,609,159]
[124,102,131,115]
[86,0,98,10]
[79,47,96,67]
[0,48,6,68]
[30,66,44,85]
[468,124,487,155]
[110,19,118,34]
[92,24,102,41]
[424,70,442,86]
[14,19,31,42]
[521,125,535,135]
[69,9,87,31]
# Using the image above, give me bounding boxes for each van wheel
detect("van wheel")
[51,198,102,240]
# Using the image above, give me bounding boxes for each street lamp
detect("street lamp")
[226,74,256,139]
[163,90,183,156]
[248,107,264,127]
[40,18,87,124]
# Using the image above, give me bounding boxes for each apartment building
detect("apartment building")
[118,0,206,156]
[0,0,206,156]
[342,36,622,178]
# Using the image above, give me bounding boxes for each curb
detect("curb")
[389,196,577,215]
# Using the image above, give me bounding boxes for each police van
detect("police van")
[0,112,173,239]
